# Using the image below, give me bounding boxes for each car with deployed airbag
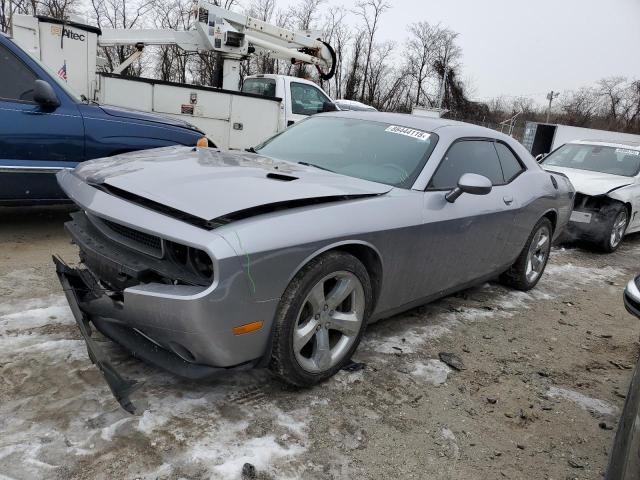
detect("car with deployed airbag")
[541,140,640,252]
[54,112,574,412]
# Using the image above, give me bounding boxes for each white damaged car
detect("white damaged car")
[541,140,640,252]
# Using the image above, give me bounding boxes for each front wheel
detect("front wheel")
[500,217,553,291]
[269,251,372,386]
[597,205,628,253]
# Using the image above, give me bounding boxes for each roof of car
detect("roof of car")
[571,139,640,150]
[323,110,501,136]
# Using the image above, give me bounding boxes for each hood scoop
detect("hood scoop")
[266,172,298,182]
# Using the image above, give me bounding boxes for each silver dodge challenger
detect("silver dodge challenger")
[54,112,574,412]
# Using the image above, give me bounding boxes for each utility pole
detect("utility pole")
[546,90,559,123]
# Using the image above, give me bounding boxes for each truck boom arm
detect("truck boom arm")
[98,0,336,86]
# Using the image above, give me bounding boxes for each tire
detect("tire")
[500,217,553,291]
[596,204,628,253]
[269,251,373,387]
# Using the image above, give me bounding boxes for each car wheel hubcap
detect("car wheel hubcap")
[293,271,365,373]
[525,225,551,283]
[610,211,627,248]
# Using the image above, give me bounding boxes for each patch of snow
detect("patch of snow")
[0,293,310,479]
[207,434,305,480]
[411,359,451,386]
[100,417,133,441]
[548,386,618,417]
[0,297,71,332]
[544,263,621,287]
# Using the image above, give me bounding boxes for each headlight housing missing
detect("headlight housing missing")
[165,240,214,281]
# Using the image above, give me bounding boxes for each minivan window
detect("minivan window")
[0,44,37,102]
[429,140,504,189]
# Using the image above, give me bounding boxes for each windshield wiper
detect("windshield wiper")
[245,147,257,153]
[298,161,334,173]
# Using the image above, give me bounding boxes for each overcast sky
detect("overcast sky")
[276,0,640,103]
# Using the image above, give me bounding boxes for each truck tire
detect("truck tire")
[269,251,372,387]
[596,203,628,253]
[500,217,553,291]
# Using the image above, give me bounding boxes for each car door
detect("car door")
[0,42,84,203]
[419,139,518,296]
[286,80,332,127]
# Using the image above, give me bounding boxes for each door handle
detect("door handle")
[503,196,514,205]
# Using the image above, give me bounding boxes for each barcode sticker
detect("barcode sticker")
[385,125,430,141]
[615,148,640,156]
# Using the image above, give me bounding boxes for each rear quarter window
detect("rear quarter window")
[495,142,525,182]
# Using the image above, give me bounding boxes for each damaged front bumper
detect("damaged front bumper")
[53,256,235,413]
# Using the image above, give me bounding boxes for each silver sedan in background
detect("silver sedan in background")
[54,112,574,412]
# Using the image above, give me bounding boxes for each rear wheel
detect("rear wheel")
[269,251,372,386]
[596,204,628,253]
[500,217,552,291]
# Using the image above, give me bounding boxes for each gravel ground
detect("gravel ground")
[1,206,639,480]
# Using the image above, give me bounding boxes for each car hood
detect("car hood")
[99,105,202,133]
[542,165,633,196]
[74,146,392,222]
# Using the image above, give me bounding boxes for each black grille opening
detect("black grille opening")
[102,219,162,252]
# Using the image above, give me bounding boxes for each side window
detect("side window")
[0,45,37,102]
[494,142,525,182]
[429,140,504,190]
[290,82,330,115]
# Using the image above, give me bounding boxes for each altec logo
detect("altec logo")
[50,25,85,42]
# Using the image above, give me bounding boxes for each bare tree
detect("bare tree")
[560,88,598,126]
[2,0,78,32]
[597,76,627,123]
[322,6,348,97]
[405,21,445,107]
[353,0,390,101]
[343,29,365,100]
[287,0,324,78]
[90,0,156,76]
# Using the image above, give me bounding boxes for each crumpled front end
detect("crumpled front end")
[53,169,281,411]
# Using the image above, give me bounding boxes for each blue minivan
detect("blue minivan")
[0,31,210,205]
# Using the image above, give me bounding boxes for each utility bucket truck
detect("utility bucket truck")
[11,2,337,150]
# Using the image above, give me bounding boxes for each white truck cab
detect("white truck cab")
[242,74,335,129]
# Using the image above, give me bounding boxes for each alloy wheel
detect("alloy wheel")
[293,271,365,373]
[610,210,627,249]
[525,225,551,284]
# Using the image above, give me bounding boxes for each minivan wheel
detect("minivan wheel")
[597,205,628,253]
[500,217,552,291]
[269,251,372,387]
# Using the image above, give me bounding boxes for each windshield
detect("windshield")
[543,143,640,177]
[255,116,437,188]
[242,78,276,97]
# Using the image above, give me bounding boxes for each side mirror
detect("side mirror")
[445,173,493,203]
[33,79,60,108]
[535,153,546,163]
[321,101,338,113]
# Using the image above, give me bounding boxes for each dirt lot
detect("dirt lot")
[1,206,639,480]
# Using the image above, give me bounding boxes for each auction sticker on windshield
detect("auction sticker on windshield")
[385,125,430,141]
[615,148,640,156]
